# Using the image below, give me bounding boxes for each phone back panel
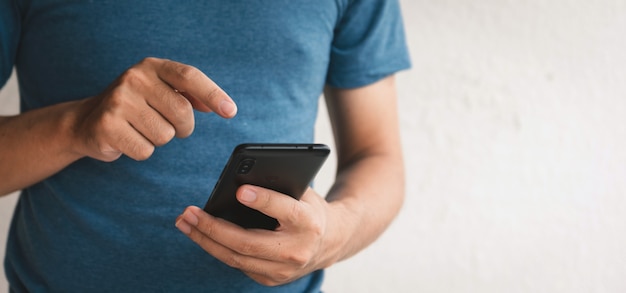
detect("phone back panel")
[203,144,330,230]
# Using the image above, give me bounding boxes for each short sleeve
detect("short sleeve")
[0,0,21,88]
[326,0,411,88]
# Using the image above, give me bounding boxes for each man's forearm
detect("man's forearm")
[0,101,83,196]
[323,150,405,265]
[320,75,405,267]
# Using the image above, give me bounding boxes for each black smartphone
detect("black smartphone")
[203,143,330,230]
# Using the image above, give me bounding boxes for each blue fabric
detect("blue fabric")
[0,0,20,87]
[1,0,411,292]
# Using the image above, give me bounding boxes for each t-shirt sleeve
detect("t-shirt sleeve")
[326,0,412,88]
[0,0,20,88]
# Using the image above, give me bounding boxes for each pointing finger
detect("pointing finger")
[152,58,238,118]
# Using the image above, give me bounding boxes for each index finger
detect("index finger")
[154,58,237,118]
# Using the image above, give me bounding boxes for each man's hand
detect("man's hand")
[72,57,237,161]
[175,186,344,286]
[0,57,238,195]
[174,75,404,287]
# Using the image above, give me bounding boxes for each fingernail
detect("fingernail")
[175,218,192,235]
[240,189,257,203]
[219,100,237,117]
[182,209,199,226]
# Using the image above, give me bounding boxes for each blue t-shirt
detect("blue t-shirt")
[0,1,410,292]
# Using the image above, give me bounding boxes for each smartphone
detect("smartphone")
[203,143,330,230]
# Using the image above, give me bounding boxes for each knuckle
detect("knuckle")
[249,273,282,287]
[137,110,174,146]
[95,114,121,139]
[98,111,118,133]
[133,145,154,161]
[120,135,153,161]
[176,123,194,138]
[203,86,222,105]
[270,270,293,285]
[257,279,278,287]
[237,239,256,256]
[236,238,274,257]
[171,95,193,117]
[140,57,159,64]
[154,126,175,146]
[308,219,325,237]
[257,189,274,209]
[119,67,145,87]
[285,202,304,224]
[196,216,215,238]
[170,99,194,125]
[105,90,127,110]
[224,253,244,269]
[283,250,311,267]
[175,64,200,82]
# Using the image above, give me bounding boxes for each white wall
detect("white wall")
[322,0,626,292]
[2,1,626,292]
[0,70,19,292]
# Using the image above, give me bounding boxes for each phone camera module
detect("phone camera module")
[237,159,256,174]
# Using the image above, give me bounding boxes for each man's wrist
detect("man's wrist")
[320,199,363,268]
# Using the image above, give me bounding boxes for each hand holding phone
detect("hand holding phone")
[203,143,330,230]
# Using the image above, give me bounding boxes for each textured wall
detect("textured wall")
[2,1,626,292]
[0,71,18,293]
[321,0,626,292]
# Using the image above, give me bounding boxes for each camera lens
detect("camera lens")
[237,159,255,174]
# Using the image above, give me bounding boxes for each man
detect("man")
[0,1,410,292]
